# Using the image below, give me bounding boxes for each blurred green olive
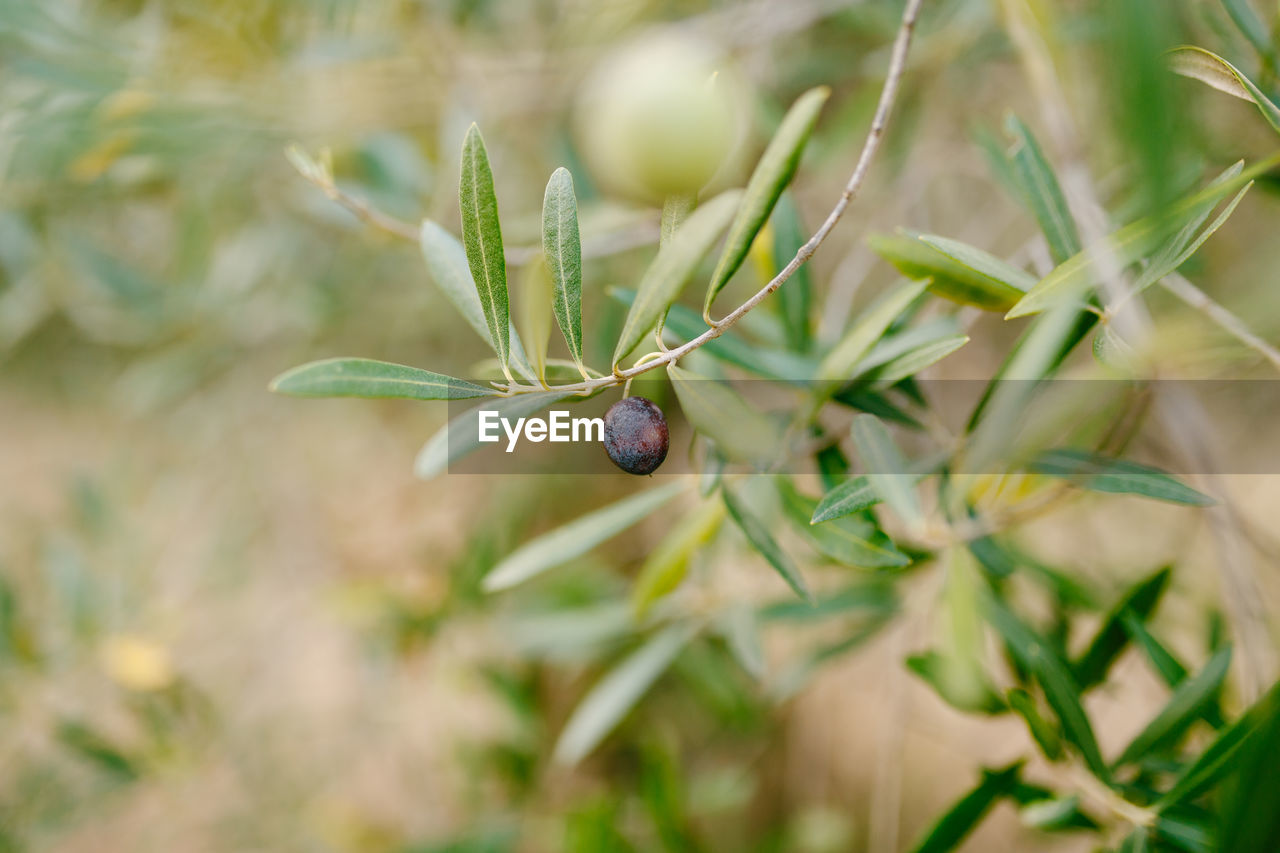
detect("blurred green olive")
[576,33,745,201]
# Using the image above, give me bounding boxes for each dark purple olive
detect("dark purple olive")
[603,396,669,475]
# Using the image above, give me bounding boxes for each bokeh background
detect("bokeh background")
[3,0,1280,850]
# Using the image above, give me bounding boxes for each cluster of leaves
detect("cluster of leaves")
[272,4,1280,851]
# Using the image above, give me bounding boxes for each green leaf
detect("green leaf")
[1156,813,1214,853]
[868,231,1025,311]
[778,479,909,569]
[1158,682,1280,809]
[1030,449,1215,506]
[1169,46,1280,134]
[631,500,725,617]
[810,476,880,524]
[553,623,698,765]
[722,485,811,602]
[613,190,742,365]
[660,193,695,247]
[816,277,929,385]
[460,124,511,371]
[270,358,496,400]
[861,333,969,385]
[542,167,585,369]
[772,193,813,351]
[414,391,570,479]
[719,603,765,679]
[850,414,923,528]
[1006,156,1276,318]
[907,764,1021,853]
[984,595,1110,781]
[1130,181,1252,295]
[419,220,536,380]
[482,482,684,592]
[1073,566,1172,690]
[916,234,1037,293]
[1221,0,1276,63]
[704,86,830,315]
[1007,688,1064,760]
[1115,645,1232,766]
[667,363,784,465]
[1004,114,1082,265]
[516,254,554,382]
[907,650,1006,714]
[1217,684,1280,853]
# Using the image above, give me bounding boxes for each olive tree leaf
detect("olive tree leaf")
[270,358,497,400]
[414,390,569,480]
[1007,688,1064,760]
[1217,684,1280,853]
[613,190,742,365]
[722,485,811,602]
[1004,114,1082,264]
[984,595,1110,781]
[631,499,725,617]
[1159,681,1280,809]
[1030,449,1215,506]
[667,363,784,465]
[1073,566,1171,690]
[704,86,830,316]
[1006,158,1269,318]
[460,124,511,371]
[1169,46,1280,135]
[851,414,923,528]
[907,764,1022,853]
[419,220,536,379]
[542,167,585,369]
[517,254,554,382]
[907,650,1006,714]
[778,479,909,569]
[1221,0,1276,64]
[860,333,969,385]
[816,278,929,385]
[482,481,685,591]
[553,622,699,765]
[811,476,880,524]
[772,193,814,351]
[1115,645,1232,766]
[1130,181,1252,296]
[868,232,1024,311]
[660,193,695,246]
[916,234,1037,294]
[718,603,765,680]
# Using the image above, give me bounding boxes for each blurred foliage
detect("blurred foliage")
[5,0,1280,852]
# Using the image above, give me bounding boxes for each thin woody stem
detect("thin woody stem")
[294,0,925,398]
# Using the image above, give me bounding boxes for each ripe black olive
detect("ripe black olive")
[603,396,669,475]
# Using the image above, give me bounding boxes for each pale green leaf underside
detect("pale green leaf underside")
[1005,113,1082,265]
[542,167,584,366]
[705,86,830,315]
[851,414,923,526]
[723,486,811,602]
[1169,46,1280,135]
[482,482,685,591]
[816,277,929,385]
[460,124,511,367]
[667,363,784,465]
[613,189,742,365]
[1030,449,1215,506]
[270,358,495,400]
[869,231,1025,312]
[553,622,698,764]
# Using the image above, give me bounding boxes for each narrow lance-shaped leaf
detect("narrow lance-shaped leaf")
[1004,114,1082,265]
[869,231,1025,312]
[1130,181,1252,295]
[777,478,909,569]
[722,485,811,602]
[705,86,830,317]
[483,482,685,591]
[907,764,1022,853]
[816,277,929,386]
[771,192,814,351]
[810,476,880,524]
[1030,449,1215,507]
[517,254,553,383]
[613,190,742,365]
[1007,155,1279,318]
[667,363,784,466]
[270,358,496,400]
[1115,645,1232,766]
[542,167,585,369]
[851,414,924,528]
[1169,46,1280,135]
[414,391,569,480]
[660,193,694,247]
[553,622,698,765]
[419,221,537,380]
[631,499,725,617]
[1073,566,1171,690]
[1221,0,1276,65]
[1007,688,1064,760]
[917,234,1037,294]
[459,124,511,371]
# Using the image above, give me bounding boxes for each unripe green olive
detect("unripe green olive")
[603,396,669,475]
[575,33,745,201]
